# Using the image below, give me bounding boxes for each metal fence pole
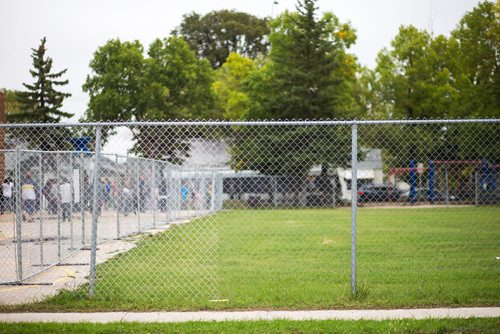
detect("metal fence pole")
[115,154,120,239]
[69,153,74,251]
[273,176,278,208]
[350,122,358,296]
[445,165,449,207]
[136,160,141,232]
[38,152,44,268]
[14,148,23,283]
[217,173,223,210]
[55,153,61,263]
[332,178,336,209]
[474,170,479,206]
[166,169,172,222]
[89,126,102,298]
[152,161,157,229]
[80,153,85,246]
[210,172,217,212]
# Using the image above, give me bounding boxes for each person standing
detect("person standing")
[121,186,131,216]
[180,182,189,210]
[59,178,71,222]
[43,179,57,215]
[158,179,168,212]
[139,176,147,213]
[104,178,112,209]
[1,177,13,214]
[21,172,37,222]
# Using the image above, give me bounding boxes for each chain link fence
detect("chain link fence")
[0,120,498,307]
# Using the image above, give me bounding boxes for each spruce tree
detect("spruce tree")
[230,0,356,206]
[13,37,72,123]
[268,0,340,119]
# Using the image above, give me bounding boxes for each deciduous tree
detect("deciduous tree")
[175,10,269,68]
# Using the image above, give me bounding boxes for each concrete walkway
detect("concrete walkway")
[0,307,498,323]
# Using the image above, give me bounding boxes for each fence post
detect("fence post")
[55,153,61,263]
[80,153,85,246]
[409,160,416,205]
[70,153,74,251]
[38,152,44,268]
[332,177,336,209]
[136,160,141,232]
[115,154,120,239]
[217,173,223,210]
[350,122,358,296]
[474,170,479,206]
[428,160,435,204]
[14,148,23,283]
[273,176,278,208]
[444,165,449,207]
[167,169,173,221]
[152,161,157,229]
[89,125,102,298]
[211,171,216,212]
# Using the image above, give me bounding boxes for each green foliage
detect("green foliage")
[145,36,215,120]
[367,1,499,120]
[362,2,499,168]
[211,52,256,120]
[372,26,460,119]
[82,39,146,124]
[229,0,357,194]
[231,125,351,176]
[7,38,73,150]
[3,90,21,117]
[13,37,72,123]
[82,37,215,162]
[257,0,357,120]
[451,0,500,117]
[175,10,270,68]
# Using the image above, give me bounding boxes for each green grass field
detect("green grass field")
[1,318,499,334]
[5,206,499,311]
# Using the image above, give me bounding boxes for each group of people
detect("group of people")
[0,172,41,222]
[42,177,72,221]
[0,170,212,221]
[0,172,73,222]
[94,176,149,216]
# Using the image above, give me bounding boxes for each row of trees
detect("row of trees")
[8,1,498,128]
[80,1,498,123]
[4,1,498,181]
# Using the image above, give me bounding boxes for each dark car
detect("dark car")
[357,184,401,203]
[401,187,458,202]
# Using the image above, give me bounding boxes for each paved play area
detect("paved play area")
[0,210,204,305]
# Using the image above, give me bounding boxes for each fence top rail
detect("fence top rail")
[0,119,497,128]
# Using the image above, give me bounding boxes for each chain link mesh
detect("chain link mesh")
[0,120,498,307]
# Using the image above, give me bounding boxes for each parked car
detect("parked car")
[400,187,458,202]
[357,184,402,203]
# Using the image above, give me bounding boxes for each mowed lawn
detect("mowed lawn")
[1,318,499,334]
[13,206,500,311]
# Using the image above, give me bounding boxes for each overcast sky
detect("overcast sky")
[0,0,482,123]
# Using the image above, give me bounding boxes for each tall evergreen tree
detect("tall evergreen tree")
[265,0,343,119]
[230,0,357,206]
[13,37,72,123]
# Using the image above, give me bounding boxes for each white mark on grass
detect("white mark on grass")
[322,237,334,245]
